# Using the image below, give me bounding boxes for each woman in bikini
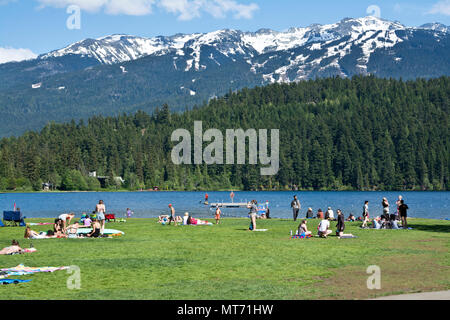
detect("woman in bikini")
[95,200,106,234]
[87,218,102,238]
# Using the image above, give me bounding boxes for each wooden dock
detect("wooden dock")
[210,202,249,208]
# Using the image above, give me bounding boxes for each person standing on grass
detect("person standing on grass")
[58,212,75,231]
[95,200,106,235]
[396,195,403,220]
[291,195,301,221]
[214,205,221,225]
[382,197,390,220]
[126,208,133,219]
[247,200,258,231]
[398,200,409,229]
[335,209,345,237]
[168,204,177,226]
[362,201,370,228]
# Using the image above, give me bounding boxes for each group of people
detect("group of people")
[23,200,116,239]
[292,195,410,231]
[296,208,354,238]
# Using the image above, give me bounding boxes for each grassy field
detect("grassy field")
[0,217,449,300]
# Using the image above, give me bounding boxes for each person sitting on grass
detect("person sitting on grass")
[0,240,23,255]
[306,208,314,219]
[66,222,82,238]
[298,220,312,237]
[54,219,65,233]
[346,213,356,222]
[317,209,324,220]
[389,214,399,230]
[183,213,190,225]
[318,218,332,238]
[372,217,382,229]
[86,218,101,238]
[83,215,92,227]
[335,210,355,238]
[158,215,169,224]
[79,213,87,224]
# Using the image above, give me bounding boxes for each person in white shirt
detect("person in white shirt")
[326,207,335,220]
[318,218,332,238]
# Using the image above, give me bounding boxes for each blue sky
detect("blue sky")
[0,0,449,62]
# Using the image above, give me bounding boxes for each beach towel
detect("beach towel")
[76,228,125,235]
[28,223,53,226]
[291,234,312,239]
[1,264,70,277]
[339,235,358,239]
[0,279,31,285]
[253,229,268,232]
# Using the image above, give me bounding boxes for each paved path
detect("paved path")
[371,290,450,300]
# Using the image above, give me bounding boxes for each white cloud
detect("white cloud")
[0,47,37,64]
[0,0,17,5]
[428,0,450,16]
[37,0,156,16]
[36,0,258,19]
[159,0,259,20]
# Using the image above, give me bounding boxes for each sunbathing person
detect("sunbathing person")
[0,240,23,255]
[189,217,211,225]
[24,226,52,239]
[86,219,101,238]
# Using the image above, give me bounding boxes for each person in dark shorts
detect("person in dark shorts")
[168,204,177,226]
[335,209,345,236]
[398,200,409,229]
[291,196,301,221]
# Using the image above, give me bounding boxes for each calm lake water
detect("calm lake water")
[0,191,449,220]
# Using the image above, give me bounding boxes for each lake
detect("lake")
[0,191,448,220]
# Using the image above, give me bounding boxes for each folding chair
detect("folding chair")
[3,211,26,227]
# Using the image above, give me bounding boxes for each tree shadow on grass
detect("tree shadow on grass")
[408,223,450,233]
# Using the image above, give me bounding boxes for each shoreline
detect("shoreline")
[1,190,449,194]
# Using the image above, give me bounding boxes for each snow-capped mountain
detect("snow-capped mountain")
[37,16,448,82]
[0,16,449,137]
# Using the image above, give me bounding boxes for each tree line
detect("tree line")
[0,75,448,192]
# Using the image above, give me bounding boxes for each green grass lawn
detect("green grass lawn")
[0,218,449,300]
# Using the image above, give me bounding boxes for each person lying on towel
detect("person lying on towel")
[0,240,23,255]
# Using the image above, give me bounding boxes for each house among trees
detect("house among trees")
[89,172,124,188]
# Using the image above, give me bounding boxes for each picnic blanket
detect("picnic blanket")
[28,223,53,226]
[0,264,69,279]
